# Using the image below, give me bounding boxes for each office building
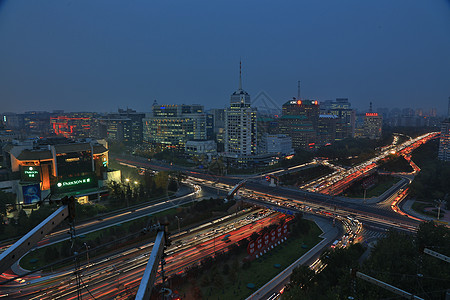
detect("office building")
[317,114,338,146]
[143,104,207,149]
[50,112,98,139]
[260,134,293,156]
[278,99,319,150]
[321,98,355,140]
[98,116,132,143]
[224,64,257,156]
[363,112,383,139]
[438,99,450,161]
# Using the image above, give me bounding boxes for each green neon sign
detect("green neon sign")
[57,177,91,188]
[24,170,39,178]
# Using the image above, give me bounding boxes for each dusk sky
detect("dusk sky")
[1,0,449,114]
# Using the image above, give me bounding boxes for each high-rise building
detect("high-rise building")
[438,119,450,161]
[224,63,257,156]
[321,98,355,140]
[363,112,383,139]
[209,108,226,152]
[317,114,338,146]
[143,103,207,149]
[98,116,132,143]
[117,108,145,144]
[50,112,98,139]
[278,99,319,150]
[438,98,450,161]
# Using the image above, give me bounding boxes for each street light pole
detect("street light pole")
[213,229,216,257]
[175,216,181,235]
[84,243,90,266]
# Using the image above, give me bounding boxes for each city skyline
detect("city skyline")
[1,1,450,113]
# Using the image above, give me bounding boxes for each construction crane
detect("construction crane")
[135,224,171,300]
[350,269,424,300]
[0,196,76,274]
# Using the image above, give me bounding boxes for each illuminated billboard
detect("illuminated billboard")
[22,184,41,204]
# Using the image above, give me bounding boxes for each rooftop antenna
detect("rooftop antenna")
[239,60,243,90]
[369,102,373,113]
[297,81,301,99]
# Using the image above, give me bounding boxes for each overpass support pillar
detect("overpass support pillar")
[269,177,276,187]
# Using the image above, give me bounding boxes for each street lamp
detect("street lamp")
[175,216,181,235]
[434,199,447,221]
[84,243,90,266]
[125,178,130,183]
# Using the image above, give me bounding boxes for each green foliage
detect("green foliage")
[316,138,382,166]
[0,191,15,217]
[280,165,333,186]
[409,139,450,204]
[283,224,450,300]
[378,154,413,172]
[282,244,365,300]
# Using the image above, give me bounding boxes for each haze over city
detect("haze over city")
[1,0,449,113]
[1,1,450,300]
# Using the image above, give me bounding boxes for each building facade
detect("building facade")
[1,138,112,205]
[438,119,450,161]
[224,69,257,157]
[278,99,319,150]
[320,98,355,139]
[143,104,207,149]
[363,112,383,139]
[260,134,294,156]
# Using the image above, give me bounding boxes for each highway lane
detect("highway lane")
[9,211,285,299]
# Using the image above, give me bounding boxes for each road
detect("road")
[0,132,438,299]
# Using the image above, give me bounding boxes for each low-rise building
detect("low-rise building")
[185,140,217,161]
[1,138,116,205]
[260,134,294,156]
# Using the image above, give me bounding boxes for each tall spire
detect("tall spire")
[239,60,242,90]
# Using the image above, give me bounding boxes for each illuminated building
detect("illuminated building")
[224,63,257,156]
[143,104,207,149]
[98,116,132,143]
[278,99,319,150]
[438,119,450,161]
[317,114,338,146]
[117,108,145,144]
[2,138,114,205]
[438,99,450,161]
[321,98,355,140]
[3,111,53,136]
[260,134,293,156]
[363,112,383,139]
[185,140,217,161]
[50,112,97,139]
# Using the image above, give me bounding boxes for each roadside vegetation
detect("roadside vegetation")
[280,165,333,186]
[21,197,237,271]
[409,139,450,208]
[342,175,400,199]
[282,222,450,300]
[378,154,413,173]
[159,214,321,300]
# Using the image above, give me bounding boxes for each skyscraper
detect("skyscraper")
[438,97,450,161]
[224,62,257,156]
[278,99,319,150]
[142,103,207,149]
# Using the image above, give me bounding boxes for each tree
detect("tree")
[289,265,316,290]
[0,191,15,219]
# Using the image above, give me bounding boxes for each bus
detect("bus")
[331,240,339,248]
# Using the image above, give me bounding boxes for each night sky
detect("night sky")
[1,0,449,114]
